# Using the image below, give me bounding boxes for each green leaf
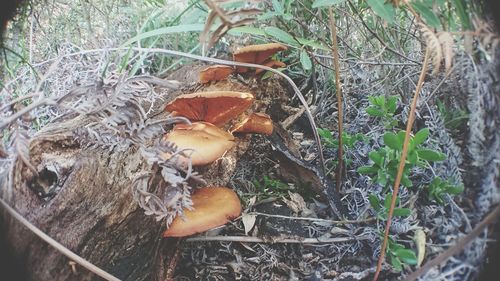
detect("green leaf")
[366,107,385,117]
[312,0,346,8]
[358,166,378,175]
[450,0,472,30]
[384,194,392,210]
[393,208,412,217]
[318,128,333,139]
[369,151,384,167]
[272,0,284,14]
[390,255,403,272]
[411,2,441,28]
[264,27,298,46]
[229,26,267,36]
[121,24,205,46]
[413,128,430,146]
[417,149,446,161]
[395,249,418,265]
[300,50,312,71]
[447,184,464,195]
[366,0,395,24]
[384,132,402,150]
[368,194,381,211]
[387,96,398,113]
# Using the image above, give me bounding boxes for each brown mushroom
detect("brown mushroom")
[162,122,234,166]
[254,59,287,75]
[233,43,287,73]
[199,65,234,83]
[165,91,254,126]
[231,112,273,135]
[163,187,242,237]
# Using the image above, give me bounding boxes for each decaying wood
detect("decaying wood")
[0,65,346,280]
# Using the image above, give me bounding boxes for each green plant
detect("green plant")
[386,236,418,272]
[368,193,411,220]
[358,128,446,189]
[253,176,291,197]
[426,177,464,204]
[366,95,399,129]
[318,129,365,168]
[436,100,469,131]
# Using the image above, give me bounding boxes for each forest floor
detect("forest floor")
[1,1,499,281]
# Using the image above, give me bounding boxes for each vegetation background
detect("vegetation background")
[0,0,498,280]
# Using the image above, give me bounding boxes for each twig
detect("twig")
[328,7,344,192]
[0,197,121,281]
[373,48,430,281]
[186,235,369,244]
[402,205,500,281]
[247,212,376,224]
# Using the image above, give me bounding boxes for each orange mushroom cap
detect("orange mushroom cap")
[162,122,234,166]
[254,59,287,75]
[199,65,234,83]
[233,43,287,73]
[165,91,255,126]
[231,112,273,135]
[163,187,242,237]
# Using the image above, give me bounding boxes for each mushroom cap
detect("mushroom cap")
[199,65,234,83]
[163,122,234,166]
[163,187,242,237]
[165,91,255,126]
[233,43,287,73]
[254,59,287,75]
[231,112,273,135]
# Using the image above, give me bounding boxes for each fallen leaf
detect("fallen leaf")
[241,212,257,235]
[414,228,426,267]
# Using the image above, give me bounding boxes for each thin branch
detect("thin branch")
[247,212,376,224]
[186,235,370,244]
[328,7,344,192]
[373,48,430,281]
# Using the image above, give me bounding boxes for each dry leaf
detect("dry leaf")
[241,212,257,235]
[414,228,426,267]
[282,191,308,214]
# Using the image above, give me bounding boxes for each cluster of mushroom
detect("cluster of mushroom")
[199,42,287,83]
[162,50,283,236]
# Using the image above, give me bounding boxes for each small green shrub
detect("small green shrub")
[386,236,418,272]
[366,95,399,129]
[426,177,464,204]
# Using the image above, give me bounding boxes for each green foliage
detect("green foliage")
[386,236,418,271]
[366,0,395,24]
[318,129,365,168]
[368,194,411,220]
[436,100,469,131]
[358,129,445,189]
[366,95,399,129]
[253,176,291,197]
[426,177,464,204]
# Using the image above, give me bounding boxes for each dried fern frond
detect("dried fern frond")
[201,0,262,52]
[419,24,454,74]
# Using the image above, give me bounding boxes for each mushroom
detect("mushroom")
[199,65,234,83]
[254,59,287,75]
[162,122,234,166]
[233,43,287,73]
[165,91,255,126]
[231,112,273,135]
[163,186,242,237]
